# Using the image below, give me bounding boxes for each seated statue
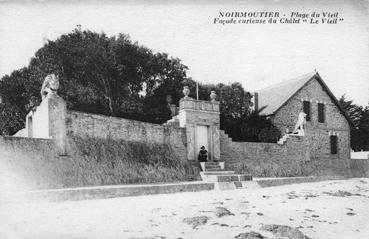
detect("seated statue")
[198,146,208,162]
[293,112,307,135]
[40,74,60,100]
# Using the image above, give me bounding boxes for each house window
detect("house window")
[318,103,325,123]
[330,135,338,154]
[303,101,311,121]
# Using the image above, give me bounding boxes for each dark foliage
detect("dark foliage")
[0,28,280,141]
[0,102,25,135]
[339,95,369,151]
[194,83,280,142]
[0,28,189,134]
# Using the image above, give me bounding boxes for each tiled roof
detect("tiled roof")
[257,72,317,115]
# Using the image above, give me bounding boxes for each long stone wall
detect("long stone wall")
[1,109,192,191]
[0,136,192,191]
[66,110,187,161]
[220,131,352,177]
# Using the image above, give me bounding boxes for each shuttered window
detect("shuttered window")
[303,101,311,121]
[330,135,338,154]
[318,103,325,123]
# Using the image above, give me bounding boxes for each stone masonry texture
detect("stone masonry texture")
[0,135,193,190]
[220,130,355,177]
[66,110,187,162]
[271,78,350,162]
[0,111,192,190]
[219,77,356,177]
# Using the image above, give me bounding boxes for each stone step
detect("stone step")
[205,165,221,169]
[200,162,222,172]
[217,175,253,182]
[215,181,260,190]
[204,162,220,165]
[204,162,220,166]
[203,171,235,175]
[204,168,225,171]
[217,175,239,182]
[206,168,222,171]
[200,173,253,183]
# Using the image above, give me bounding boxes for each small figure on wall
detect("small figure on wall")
[40,74,60,100]
[293,112,307,136]
[198,146,208,162]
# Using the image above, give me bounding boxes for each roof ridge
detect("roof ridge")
[257,71,316,92]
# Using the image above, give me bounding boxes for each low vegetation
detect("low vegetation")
[0,135,193,189]
[67,136,192,186]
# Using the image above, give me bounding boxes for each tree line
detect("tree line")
[0,29,367,148]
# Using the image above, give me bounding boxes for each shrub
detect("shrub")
[258,126,282,143]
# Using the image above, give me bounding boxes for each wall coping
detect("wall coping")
[67,110,184,130]
[178,108,220,115]
[179,97,220,112]
[1,136,53,143]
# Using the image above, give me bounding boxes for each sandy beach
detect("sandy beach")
[1,178,369,239]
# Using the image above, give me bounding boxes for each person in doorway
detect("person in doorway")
[198,146,208,162]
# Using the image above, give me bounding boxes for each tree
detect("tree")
[193,82,279,142]
[0,102,25,136]
[0,28,279,141]
[360,106,369,150]
[237,106,281,143]
[0,28,190,134]
[339,95,369,151]
[339,95,362,126]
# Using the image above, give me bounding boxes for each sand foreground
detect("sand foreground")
[1,178,369,239]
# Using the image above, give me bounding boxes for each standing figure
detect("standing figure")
[198,146,208,162]
[293,112,307,135]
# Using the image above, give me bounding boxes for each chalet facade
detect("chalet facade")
[257,72,352,162]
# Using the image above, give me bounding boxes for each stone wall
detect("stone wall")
[220,131,352,177]
[350,159,369,177]
[218,77,353,178]
[0,136,193,191]
[271,78,351,163]
[66,110,187,161]
[1,108,192,190]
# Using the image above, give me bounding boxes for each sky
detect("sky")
[0,0,368,105]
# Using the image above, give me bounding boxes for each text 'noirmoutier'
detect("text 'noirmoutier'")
[214,11,344,25]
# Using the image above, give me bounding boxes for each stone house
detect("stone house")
[256,71,353,163]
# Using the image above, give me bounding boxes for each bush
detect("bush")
[258,126,282,143]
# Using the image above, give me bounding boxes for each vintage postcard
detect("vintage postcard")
[0,0,368,238]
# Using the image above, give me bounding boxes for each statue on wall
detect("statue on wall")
[210,91,217,102]
[40,74,60,100]
[293,112,307,136]
[183,86,190,98]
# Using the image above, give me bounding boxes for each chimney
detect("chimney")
[254,92,259,112]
